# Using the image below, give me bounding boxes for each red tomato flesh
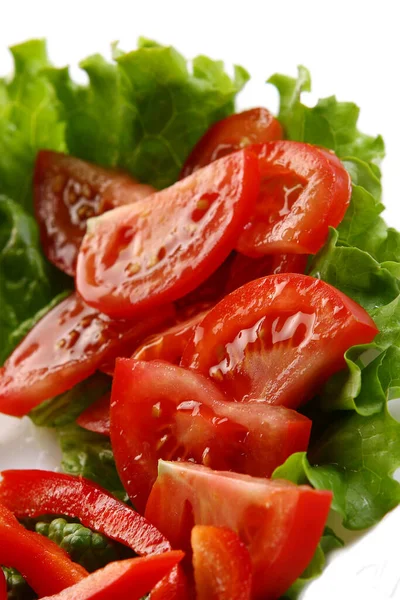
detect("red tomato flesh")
[0,293,174,416]
[0,470,170,556]
[181,273,378,407]
[110,359,311,513]
[132,310,208,365]
[148,566,190,600]
[76,150,260,319]
[236,142,351,256]
[192,526,252,600]
[145,461,332,600]
[0,502,87,596]
[39,552,184,600]
[34,151,155,276]
[180,108,283,178]
[76,393,111,436]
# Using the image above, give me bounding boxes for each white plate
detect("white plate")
[1,2,399,598]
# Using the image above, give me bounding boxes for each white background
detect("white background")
[1,1,400,598]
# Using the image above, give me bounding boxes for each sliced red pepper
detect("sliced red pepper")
[148,565,190,600]
[192,526,252,600]
[39,552,184,600]
[0,502,87,596]
[0,470,170,556]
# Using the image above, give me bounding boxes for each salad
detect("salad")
[0,37,399,600]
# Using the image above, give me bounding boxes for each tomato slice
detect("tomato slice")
[76,392,111,436]
[133,310,208,365]
[224,251,308,294]
[39,552,184,600]
[236,142,351,256]
[34,151,155,276]
[0,470,170,556]
[180,108,283,178]
[145,461,332,600]
[110,359,311,513]
[0,293,174,416]
[76,150,260,319]
[191,526,252,600]
[0,502,87,597]
[181,273,378,407]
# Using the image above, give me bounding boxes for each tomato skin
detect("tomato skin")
[180,108,283,178]
[39,552,184,600]
[76,393,111,436]
[236,141,352,256]
[145,461,332,600]
[76,150,260,319]
[34,151,155,276]
[133,310,208,365]
[191,526,252,600]
[110,359,311,513]
[182,273,378,407]
[0,502,87,596]
[0,470,170,556]
[0,293,174,416]
[225,251,308,294]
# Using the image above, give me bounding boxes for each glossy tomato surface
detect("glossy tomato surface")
[145,461,332,600]
[132,310,208,365]
[182,273,378,407]
[180,108,283,178]
[110,359,311,513]
[236,141,351,256]
[191,526,252,600]
[0,293,174,416]
[76,150,260,319]
[34,151,155,276]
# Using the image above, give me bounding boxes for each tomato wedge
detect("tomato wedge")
[34,151,155,276]
[76,393,111,436]
[145,461,332,600]
[0,470,170,556]
[191,526,252,600]
[0,502,87,596]
[180,108,283,178]
[182,273,378,407]
[39,552,184,600]
[132,310,208,365]
[235,142,351,256]
[224,251,308,294]
[110,359,311,513]
[76,150,260,319]
[0,293,174,416]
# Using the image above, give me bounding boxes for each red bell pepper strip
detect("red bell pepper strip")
[0,470,170,556]
[39,551,184,600]
[192,526,252,600]
[148,565,190,600]
[0,502,87,596]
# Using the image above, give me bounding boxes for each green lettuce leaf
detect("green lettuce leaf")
[268,66,384,164]
[0,39,64,214]
[56,424,127,501]
[47,38,248,189]
[30,372,111,427]
[0,196,70,363]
